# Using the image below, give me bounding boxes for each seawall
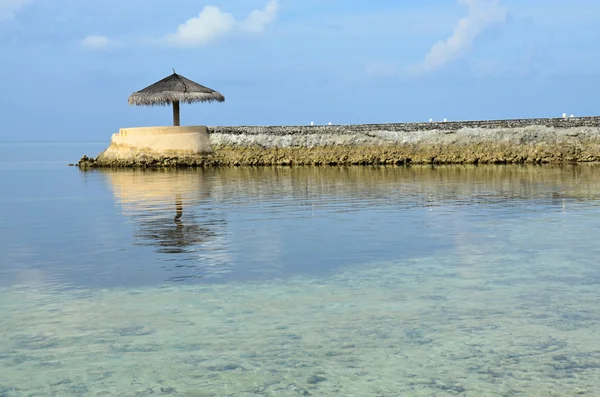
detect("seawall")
[78,117,600,167]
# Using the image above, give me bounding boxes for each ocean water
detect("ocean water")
[1,142,600,396]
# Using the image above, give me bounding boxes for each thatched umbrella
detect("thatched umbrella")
[128,69,225,126]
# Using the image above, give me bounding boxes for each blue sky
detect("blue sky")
[1,0,600,141]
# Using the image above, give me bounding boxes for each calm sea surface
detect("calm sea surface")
[1,142,600,396]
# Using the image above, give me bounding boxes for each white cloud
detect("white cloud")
[240,0,279,33]
[420,0,507,72]
[0,0,32,20]
[81,35,110,50]
[164,6,235,47]
[163,0,279,48]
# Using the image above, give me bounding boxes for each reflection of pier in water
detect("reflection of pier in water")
[100,165,600,283]
[198,164,600,206]
[103,170,228,282]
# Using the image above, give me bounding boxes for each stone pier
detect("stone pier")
[77,117,600,167]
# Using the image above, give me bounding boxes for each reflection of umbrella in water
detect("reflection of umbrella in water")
[103,170,226,257]
[127,192,229,283]
[133,193,221,255]
[174,194,183,223]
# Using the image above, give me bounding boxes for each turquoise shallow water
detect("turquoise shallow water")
[1,143,600,396]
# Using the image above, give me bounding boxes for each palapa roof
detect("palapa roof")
[128,71,225,106]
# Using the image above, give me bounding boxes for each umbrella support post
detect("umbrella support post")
[173,101,180,126]
[174,194,183,223]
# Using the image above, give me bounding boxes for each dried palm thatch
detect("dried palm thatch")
[128,69,225,126]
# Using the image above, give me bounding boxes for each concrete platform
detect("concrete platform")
[100,126,213,159]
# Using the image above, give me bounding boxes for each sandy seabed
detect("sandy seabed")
[2,217,600,397]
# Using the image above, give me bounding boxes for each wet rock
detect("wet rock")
[10,354,31,365]
[51,379,72,386]
[206,363,245,371]
[11,334,59,350]
[110,343,161,353]
[403,328,434,345]
[97,371,114,381]
[306,374,327,384]
[115,325,155,337]
[69,384,89,395]
[77,155,97,168]
[0,386,20,396]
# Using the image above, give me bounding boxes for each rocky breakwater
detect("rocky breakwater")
[78,117,600,168]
